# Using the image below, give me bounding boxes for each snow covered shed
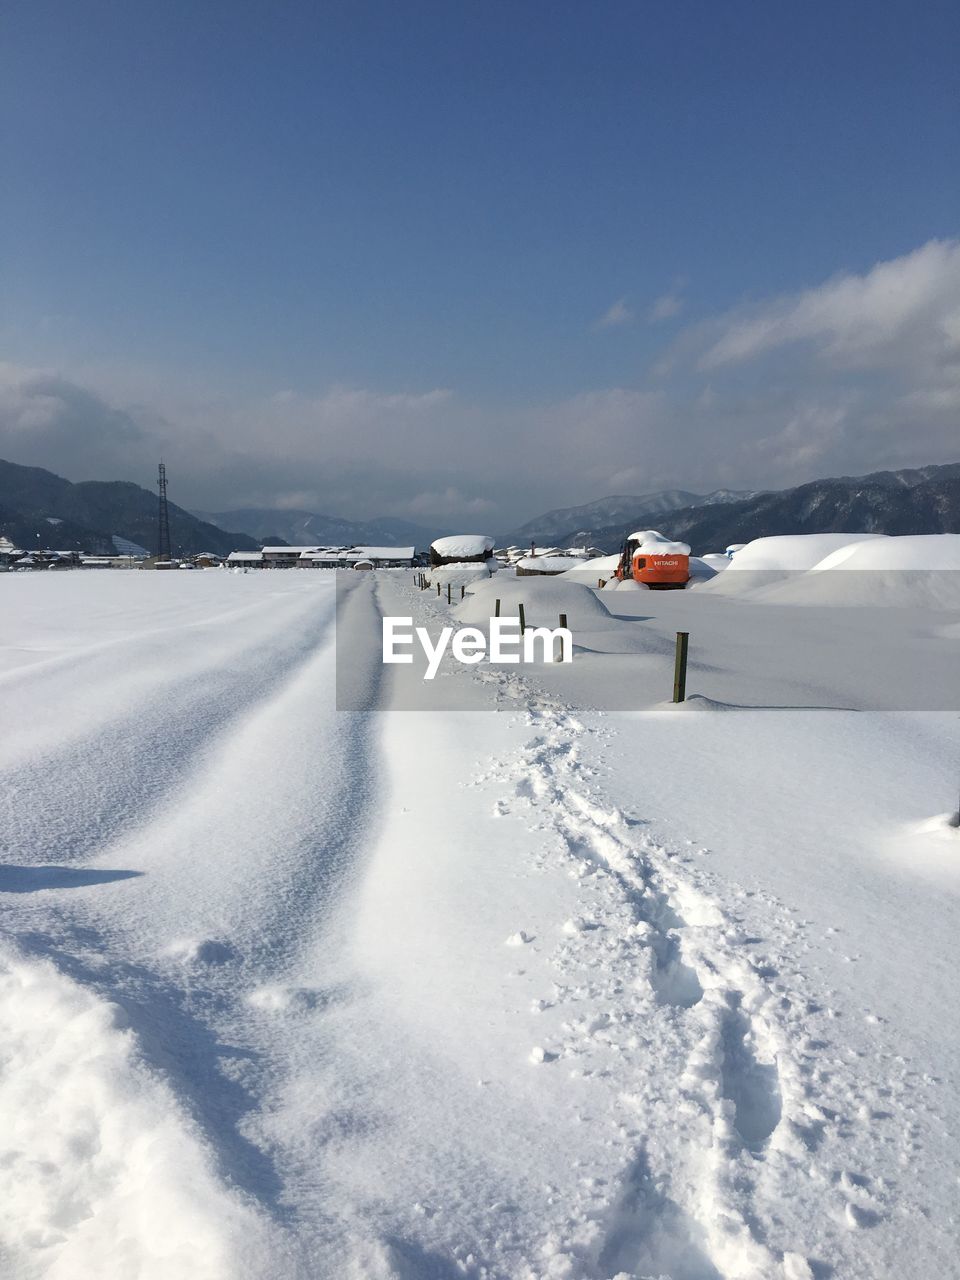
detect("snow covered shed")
[429,535,496,568]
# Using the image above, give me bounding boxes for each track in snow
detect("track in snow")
[1,574,392,1276]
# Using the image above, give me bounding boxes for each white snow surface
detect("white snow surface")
[559,553,622,579]
[1,569,959,1280]
[703,534,960,608]
[627,529,692,556]
[516,555,584,573]
[811,533,960,571]
[722,533,884,573]
[431,534,496,559]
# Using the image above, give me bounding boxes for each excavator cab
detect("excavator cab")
[615,536,639,580]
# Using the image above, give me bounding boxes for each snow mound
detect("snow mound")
[430,562,497,587]
[811,533,960,572]
[703,534,960,606]
[516,555,582,573]
[724,533,883,573]
[0,947,277,1280]
[913,811,960,839]
[430,535,495,560]
[456,578,620,630]
[559,553,621,579]
[628,529,691,555]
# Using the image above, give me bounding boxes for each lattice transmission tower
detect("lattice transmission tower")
[156,461,172,561]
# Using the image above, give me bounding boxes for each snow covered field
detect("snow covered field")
[2,567,959,1280]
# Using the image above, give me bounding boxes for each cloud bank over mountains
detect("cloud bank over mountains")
[2,239,958,526]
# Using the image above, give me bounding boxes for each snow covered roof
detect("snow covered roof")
[298,546,415,561]
[559,553,622,576]
[431,535,495,558]
[345,546,415,560]
[227,551,264,562]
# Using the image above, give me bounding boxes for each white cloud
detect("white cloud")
[595,298,633,329]
[699,238,960,373]
[404,488,494,517]
[3,239,960,528]
[649,281,686,323]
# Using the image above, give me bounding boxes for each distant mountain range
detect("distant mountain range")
[507,489,755,544]
[0,459,259,557]
[194,507,449,550]
[537,463,960,553]
[3,456,958,562]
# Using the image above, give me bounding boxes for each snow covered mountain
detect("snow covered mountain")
[509,489,755,543]
[538,464,960,552]
[0,459,259,556]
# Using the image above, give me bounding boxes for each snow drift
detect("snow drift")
[705,533,960,607]
[0,947,278,1280]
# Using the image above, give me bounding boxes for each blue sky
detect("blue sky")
[1,0,959,524]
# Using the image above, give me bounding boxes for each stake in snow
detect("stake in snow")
[382,614,573,678]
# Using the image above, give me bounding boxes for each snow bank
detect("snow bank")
[516,555,583,574]
[811,533,960,572]
[0,947,277,1280]
[456,577,620,630]
[703,534,960,607]
[724,533,883,573]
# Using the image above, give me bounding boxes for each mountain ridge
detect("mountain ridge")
[0,459,260,557]
[547,464,960,553]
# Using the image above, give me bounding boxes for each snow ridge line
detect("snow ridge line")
[476,671,808,1280]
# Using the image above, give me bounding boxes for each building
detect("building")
[261,546,320,567]
[299,545,416,568]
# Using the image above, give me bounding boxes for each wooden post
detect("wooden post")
[519,603,526,634]
[460,584,465,599]
[447,583,451,604]
[437,583,441,596]
[673,631,689,703]
[495,598,500,617]
[559,613,567,662]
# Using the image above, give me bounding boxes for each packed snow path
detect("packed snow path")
[1,571,958,1279]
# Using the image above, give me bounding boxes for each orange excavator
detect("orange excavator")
[615,533,690,589]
